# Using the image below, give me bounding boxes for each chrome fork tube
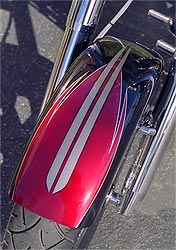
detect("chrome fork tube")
[120,70,176,216]
[40,0,105,112]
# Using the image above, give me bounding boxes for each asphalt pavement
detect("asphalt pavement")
[1,1,175,249]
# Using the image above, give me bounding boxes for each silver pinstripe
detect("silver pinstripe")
[46,47,130,193]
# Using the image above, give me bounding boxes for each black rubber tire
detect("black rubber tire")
[2,203,102,250]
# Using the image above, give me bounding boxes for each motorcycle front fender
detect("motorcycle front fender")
[11,59,127,228]
[9,37,162,228]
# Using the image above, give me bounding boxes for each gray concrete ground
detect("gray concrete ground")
[1,1,175,249]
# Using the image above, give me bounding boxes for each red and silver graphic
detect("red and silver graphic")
[12,48,130,227]
[46,48,129,194]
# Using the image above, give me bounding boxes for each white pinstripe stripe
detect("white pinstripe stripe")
[46,47,129,193]
[52,49,131,193]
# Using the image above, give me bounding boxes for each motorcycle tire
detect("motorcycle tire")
[2,203,104,250]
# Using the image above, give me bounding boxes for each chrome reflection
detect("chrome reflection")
[120,80,176,216]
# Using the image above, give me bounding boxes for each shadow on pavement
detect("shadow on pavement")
[1,1,70,236]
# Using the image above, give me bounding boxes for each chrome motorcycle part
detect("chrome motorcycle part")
[106,188,122,206]
[120,62,176,216]
[138,111,157,136]
[148,9,175,36]
[41,0,136,113]
[156,39,176,57]
[41,0,105,112]
[138,126,156,136]
[148,9,173,25]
